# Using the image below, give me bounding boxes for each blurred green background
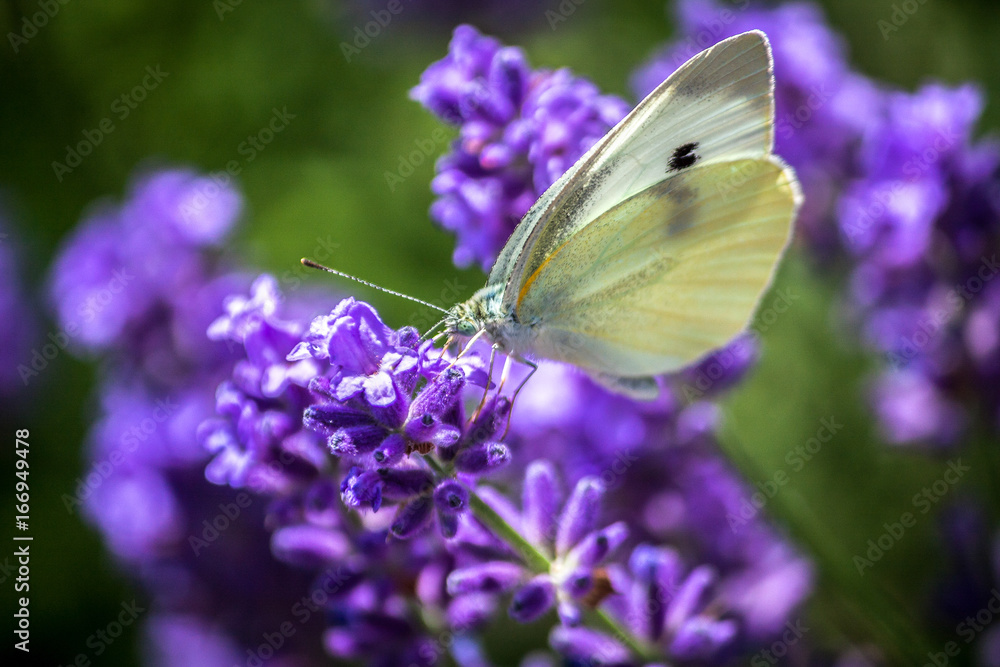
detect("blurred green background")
[2,0,999,664]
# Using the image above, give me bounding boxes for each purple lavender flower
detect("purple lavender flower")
[261,476,486,667]
[412,25,629,270]
[448,461,628,626]
[199,274,330,495]
[599,544,739,662]
[293,296,506,538]
[48,168,242,357]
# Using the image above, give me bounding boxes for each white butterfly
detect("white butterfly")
[440,30,802,400]
[306,31,800,401]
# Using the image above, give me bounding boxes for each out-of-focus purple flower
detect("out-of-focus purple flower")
[838,82,1000,446]
[49,166,326,666]
[870,370,965,446]
[412,25,629,270]
[145,614,245,667]
[48,168,241,357]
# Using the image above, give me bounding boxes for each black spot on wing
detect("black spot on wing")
[668,142,700,172]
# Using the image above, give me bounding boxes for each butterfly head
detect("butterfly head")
[444,301,480,337]
[444,284,505,339]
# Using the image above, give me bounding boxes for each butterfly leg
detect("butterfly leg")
[502,357,537,439]
[471,344,499,422]
[496,352,514,393]
[444,328,488,371]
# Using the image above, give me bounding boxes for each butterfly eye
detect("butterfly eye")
[452,320,477,336]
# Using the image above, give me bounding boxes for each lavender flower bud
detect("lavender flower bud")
[448,561,524,595]
[556,477,605,556]
[509,575,556,623]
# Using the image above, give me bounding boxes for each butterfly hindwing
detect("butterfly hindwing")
[516,157,800,377]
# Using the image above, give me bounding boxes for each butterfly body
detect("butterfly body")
[441,30,802,399]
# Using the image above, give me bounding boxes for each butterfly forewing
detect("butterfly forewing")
[498,30,776,314]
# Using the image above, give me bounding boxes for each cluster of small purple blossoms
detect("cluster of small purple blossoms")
[194,264,808,665]
[47,168,327,666]
[201,284,522,664]
[292,296,510,538]
[411,24,630,270]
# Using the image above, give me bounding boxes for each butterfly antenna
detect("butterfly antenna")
[420,316,449,342]
[301,258,449,314]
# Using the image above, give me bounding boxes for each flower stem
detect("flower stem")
[467,490,551,573]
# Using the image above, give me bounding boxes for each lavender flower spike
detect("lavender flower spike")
[448,461,628,628]
[412,24,628,269]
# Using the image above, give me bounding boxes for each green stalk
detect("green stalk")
[714,431,936,666]
[467,491,551,573]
